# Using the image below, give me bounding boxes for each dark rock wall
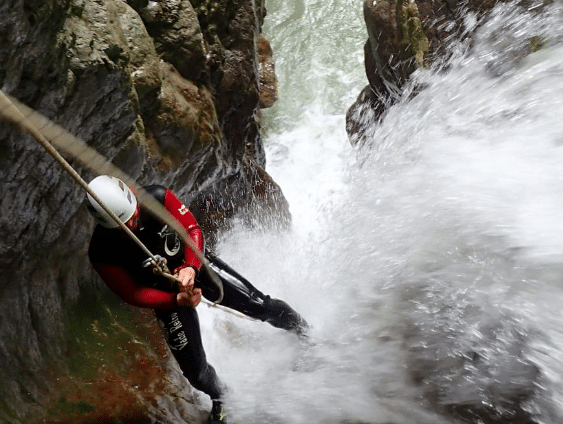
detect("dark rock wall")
[346,0,553,147]
[0,0,284,422]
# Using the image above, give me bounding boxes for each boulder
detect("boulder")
[345,0,547,147]
[257,34,279,109]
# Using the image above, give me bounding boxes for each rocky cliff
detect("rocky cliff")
[346,0,551,147]
[0,0,286,422]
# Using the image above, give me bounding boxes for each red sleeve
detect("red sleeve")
[93,263,177,309]
[163,189,204,273]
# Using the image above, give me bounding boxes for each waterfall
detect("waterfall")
[197,1,563,423]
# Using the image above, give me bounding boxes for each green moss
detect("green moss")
[51,397,95,415]
[529,36,544,53]
[0,397,19,422]
[42,283,162,423]
[396,0,429,68]
[63,282,144,379]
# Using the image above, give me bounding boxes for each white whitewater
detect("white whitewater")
[197,1,563,423]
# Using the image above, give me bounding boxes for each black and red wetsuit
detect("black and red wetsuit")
[89,185,308,401]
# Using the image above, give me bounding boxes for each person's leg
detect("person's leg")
[197,254,309,336]
[154,307,225,400]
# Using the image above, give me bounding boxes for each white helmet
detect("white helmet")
[85,175,138,228]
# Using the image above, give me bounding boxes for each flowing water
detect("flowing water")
[196,1,563,423]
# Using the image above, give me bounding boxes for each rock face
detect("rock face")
[0,0,284,422]
[345,0,544,147]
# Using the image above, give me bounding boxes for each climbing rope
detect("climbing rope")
[0,90,224,304]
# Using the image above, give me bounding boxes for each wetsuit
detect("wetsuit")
[88,185,307,401]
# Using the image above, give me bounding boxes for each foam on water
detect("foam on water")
[197,2,563,423]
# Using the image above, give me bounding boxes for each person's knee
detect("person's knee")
[182,365,225,399]
[183,366,209,389]
[260,298,309,334]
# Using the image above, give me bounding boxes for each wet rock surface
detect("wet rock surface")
[346,0,552,147]
[0,0,284,422]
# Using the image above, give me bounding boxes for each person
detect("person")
[85,175,308,424]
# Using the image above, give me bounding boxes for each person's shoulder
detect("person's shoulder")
[88,225,115,263]
[143,185,169,204]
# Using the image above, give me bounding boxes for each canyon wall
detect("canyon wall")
[0,0,286,422]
